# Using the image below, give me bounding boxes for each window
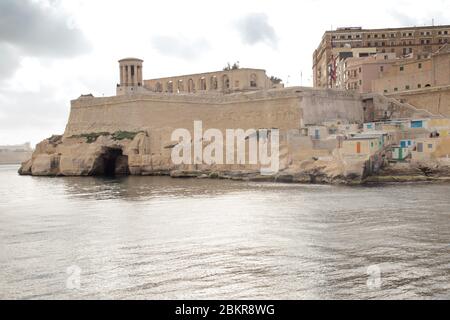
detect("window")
[359,67,361,73]
[199,77,207,90]
[428,144,433,149]
[384,89,388,93]
[210,76,218,90]
[250,74,257,87]
[380,66,384,72]
[418,63,422,69]
[394,87,398,91]
[384,55,388,60]
[188,79,195,92]
[418,84,421,88]
[177,80,184,92]
[405,85,410,90]
[417,143,423,152]
[167,81,173,93]
[400,66,404,71]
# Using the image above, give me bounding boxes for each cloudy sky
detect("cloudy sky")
[0,0,449,146]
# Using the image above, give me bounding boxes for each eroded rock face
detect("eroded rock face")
[19,130,370,184]
[366,160,450,183]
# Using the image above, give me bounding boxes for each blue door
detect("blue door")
[411,120,423,128]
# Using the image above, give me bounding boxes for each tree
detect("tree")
[223,61,240,71]
[270,76,282,84]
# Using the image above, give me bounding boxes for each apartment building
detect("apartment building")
[313,25,450,88]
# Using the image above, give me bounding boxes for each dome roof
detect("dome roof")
[118,57,144,62]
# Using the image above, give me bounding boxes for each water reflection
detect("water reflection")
[0,165,449,299]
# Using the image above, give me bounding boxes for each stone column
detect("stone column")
[127,65,132,86]
[138,66,142,85]
[120,66,124,85]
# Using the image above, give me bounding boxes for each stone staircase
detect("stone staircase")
[365,92,441,121]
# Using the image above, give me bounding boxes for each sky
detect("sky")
[0,0,449,146]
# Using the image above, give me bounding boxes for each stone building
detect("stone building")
[338,52,397,93]
[372,44,450,94]
[313,25,450,89]
[116,58,280,96]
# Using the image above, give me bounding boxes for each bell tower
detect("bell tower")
[117,57,144,95]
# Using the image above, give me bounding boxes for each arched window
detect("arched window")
[199,77,207,90]
[210,76,218,90]
[177,80,184,92]
[188,79,195,93]
[250,73,257,87]
[155,82,162,92]
[425,84,431,87]
[167,81,173,93]
[222,75,230,90]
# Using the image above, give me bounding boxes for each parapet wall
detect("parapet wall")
[387,85,450,117]
[64,87,364,137]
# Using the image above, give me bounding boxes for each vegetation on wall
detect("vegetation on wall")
[223,61,240,71]
[71,131,143,143]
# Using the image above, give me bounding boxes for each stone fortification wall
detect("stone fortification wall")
[65,87,364,138]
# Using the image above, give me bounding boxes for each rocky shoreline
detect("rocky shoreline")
[18,134,450,186]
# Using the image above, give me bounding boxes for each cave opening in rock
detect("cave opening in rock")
[93,147,129,176]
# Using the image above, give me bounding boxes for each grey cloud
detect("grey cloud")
[235,13,278,48]
[0,44,20,79]
[0,0,91,79]
[0,86,69,140]
[151,35,210,60]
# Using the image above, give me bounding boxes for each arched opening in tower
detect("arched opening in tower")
[92,147,129,176]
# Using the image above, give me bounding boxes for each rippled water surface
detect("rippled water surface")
[0,164,449,299]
